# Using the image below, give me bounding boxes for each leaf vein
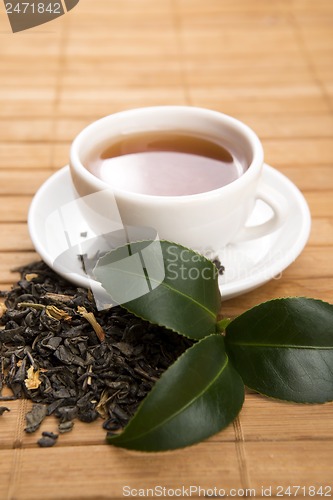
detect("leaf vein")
[228,343,333,350]
[100,266,216,320]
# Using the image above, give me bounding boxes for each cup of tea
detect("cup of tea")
[69,106,287,254]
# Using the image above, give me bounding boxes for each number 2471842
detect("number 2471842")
[5,3,62,14]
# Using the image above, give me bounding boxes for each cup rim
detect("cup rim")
[70,106,264,203]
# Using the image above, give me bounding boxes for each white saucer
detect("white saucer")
[28,164,311,301]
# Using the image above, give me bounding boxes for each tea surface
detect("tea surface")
[87,132,246,196]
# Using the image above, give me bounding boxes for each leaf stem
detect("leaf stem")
[216,318,232,332]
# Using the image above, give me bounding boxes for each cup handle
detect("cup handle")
[231,180,289,244]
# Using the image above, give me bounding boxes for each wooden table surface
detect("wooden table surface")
[0,1,332,498]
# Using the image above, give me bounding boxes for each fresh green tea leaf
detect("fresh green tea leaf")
[94,240,221,339]
[107,334,244,451]
[225,297,333,403]
[217,317,232,331]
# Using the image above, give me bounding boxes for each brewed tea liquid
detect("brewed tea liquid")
[87,132,246,196]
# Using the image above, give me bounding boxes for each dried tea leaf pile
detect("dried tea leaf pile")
[0,261,192,445]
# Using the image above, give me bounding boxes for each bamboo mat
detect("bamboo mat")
[1,0,333,498]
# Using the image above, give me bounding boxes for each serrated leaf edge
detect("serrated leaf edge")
[244,384,333,405]
[226,296,332,329]
[94,239,220,338]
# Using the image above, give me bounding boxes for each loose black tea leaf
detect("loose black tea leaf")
[37,431,58,448]
[0,260,193,444]
[58,421,74,434]
[25,403,47,433]
[0,406,10,415]
[212,257,225,276]
[42,431,58,440]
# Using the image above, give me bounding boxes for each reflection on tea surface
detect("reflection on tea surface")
[87,131,247,196]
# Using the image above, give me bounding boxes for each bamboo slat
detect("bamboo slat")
[0,171,54,195]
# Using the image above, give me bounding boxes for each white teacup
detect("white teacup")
[70,106,287,254]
